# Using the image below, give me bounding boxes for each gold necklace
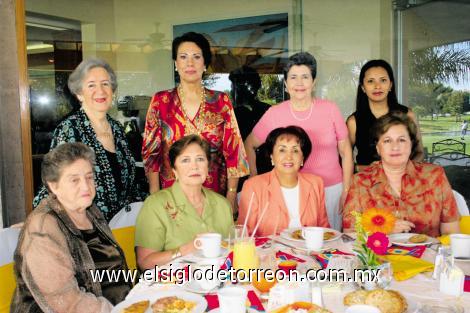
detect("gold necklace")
[177,84,206,135]
[91,120,113,139]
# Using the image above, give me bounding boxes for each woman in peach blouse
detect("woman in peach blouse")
[343,112,460,237]
[238,126,329,237]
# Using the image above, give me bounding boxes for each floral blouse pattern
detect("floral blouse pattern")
[343,161,459,237]
[142,88,249,194]
[33,109,143,221]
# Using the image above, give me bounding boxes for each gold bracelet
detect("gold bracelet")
[227,187,237,193]
[171,247,182,260]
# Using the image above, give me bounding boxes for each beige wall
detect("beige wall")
[302,0,393,114]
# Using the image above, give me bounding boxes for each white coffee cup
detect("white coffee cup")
[450,234,470,259]
[302,227,324,251]
[194,233,222,258]
[345,304,381,313]
[217,286,248,313]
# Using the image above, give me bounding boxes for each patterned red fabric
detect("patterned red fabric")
[142,88,249,194]
[343,161,459,237]
[387,245,426,258]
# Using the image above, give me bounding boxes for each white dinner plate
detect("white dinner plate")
[388,233,437,247]
[280,227,341,243]
[112,290,207,313]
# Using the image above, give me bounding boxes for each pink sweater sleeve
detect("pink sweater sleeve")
[329,101,348,141]
[252,106,276,143]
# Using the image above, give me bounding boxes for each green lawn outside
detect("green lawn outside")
[418,116,468,133]
[417,116,469,155]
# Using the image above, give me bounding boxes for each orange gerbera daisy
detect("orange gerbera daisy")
[362,207,396,234]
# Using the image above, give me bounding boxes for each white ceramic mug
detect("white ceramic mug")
[194,233,222,258]
[217,286,248,313]
[450,234,470,259]
[301,227,324,251]
[345,304,381,313]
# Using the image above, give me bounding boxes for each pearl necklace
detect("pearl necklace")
[289,100,314,121]
[177,84,206,135]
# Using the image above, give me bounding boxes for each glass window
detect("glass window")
[25,0,469,205]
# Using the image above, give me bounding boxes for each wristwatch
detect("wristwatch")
[171,247,182,260]
[227,187,237,193]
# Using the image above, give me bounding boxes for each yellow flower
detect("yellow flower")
[362,207,396,234]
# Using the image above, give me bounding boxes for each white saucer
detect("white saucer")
[181,247,229,263]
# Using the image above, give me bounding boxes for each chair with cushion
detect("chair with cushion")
[0,227,20,313]
[453,190,469,216]
[109,202,143,271]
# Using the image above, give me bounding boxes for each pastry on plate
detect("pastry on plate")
[121,300,150,313]
[291,229,303,240]
[323,231,336,240]
[343,289,407,313]
[343,290,368,306]
[151,296,196,313]
[408,234,427,243]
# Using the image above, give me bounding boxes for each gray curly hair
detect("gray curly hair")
[68,58,117,96]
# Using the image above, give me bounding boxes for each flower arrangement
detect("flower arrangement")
[352,208,396,267]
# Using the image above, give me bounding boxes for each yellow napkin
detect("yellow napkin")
[460,216,470,235]
[384,255,434,281]
[437,235,450,246]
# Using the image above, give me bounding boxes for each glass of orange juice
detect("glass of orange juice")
[233,237,259,281]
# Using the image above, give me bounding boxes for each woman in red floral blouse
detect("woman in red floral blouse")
[142,32,249,209]
[343,112,460,237]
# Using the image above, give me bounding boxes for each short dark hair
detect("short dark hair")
[169,135,211,168]
[172,32,212,68]
[372,111,419,160]
[265,126,312,165]
[356,59,400,114]
[41,142,96,191]
[283,52,317,80]
[68,58,118,96]
[228,65,262,94]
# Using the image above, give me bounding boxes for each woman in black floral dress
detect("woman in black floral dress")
[33,58,144,221]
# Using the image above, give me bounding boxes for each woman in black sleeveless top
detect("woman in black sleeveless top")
[346,60,424,170]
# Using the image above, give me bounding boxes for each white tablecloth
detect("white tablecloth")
[126,237,470,312]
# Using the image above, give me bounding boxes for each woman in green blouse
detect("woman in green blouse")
[135,135,233,269]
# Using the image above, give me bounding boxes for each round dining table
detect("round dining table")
[122,234,470,312]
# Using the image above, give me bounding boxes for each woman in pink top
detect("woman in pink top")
[244,52,353,230]
[238,126,329,237]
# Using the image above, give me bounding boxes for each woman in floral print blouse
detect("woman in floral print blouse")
[142,32,249,211]
[33,58,143,221]
[343,112,460,237]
